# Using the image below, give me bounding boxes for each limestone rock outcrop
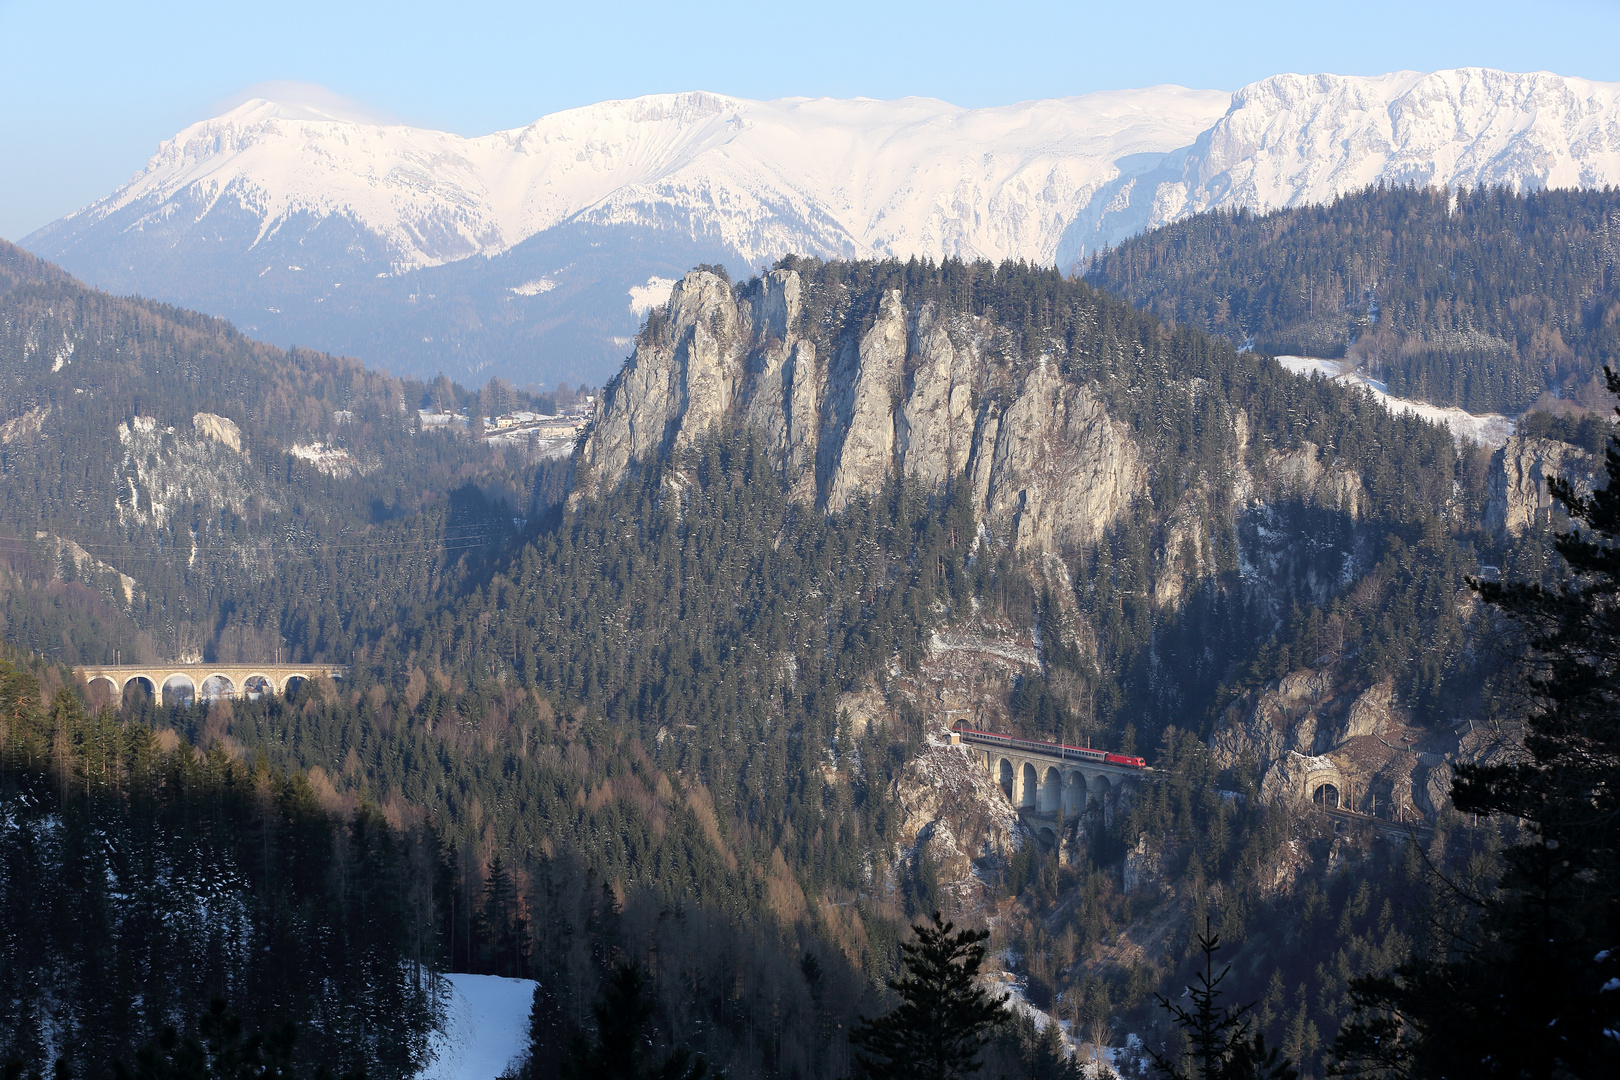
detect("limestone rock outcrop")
[826,291,908,512]
[1211,669,1486,822]
[192,412,243,453]
[1265,441,1363,519]
[0,405,49,444]
[979,366,1142,553]
[895,305,976,491]
[888,721,1028,908]
[117,415,276,528]
[581,265,1402,651]
[1210,668,1338,777]
[585,271,748,485]
[1486,435,1600,537]
[581,268,1147,554]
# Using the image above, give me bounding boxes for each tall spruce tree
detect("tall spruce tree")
[1332,371,1620,1078]
[1149,924,1296,1080]
[849,912,1009,1080]
[996,1011,1082,1080]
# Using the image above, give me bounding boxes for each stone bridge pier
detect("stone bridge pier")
[74,663,349,707]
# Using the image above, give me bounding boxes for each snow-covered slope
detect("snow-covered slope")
[1275,356,1515,448]
[21,68,1620,387]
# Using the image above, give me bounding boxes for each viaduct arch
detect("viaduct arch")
[75,663,349,707]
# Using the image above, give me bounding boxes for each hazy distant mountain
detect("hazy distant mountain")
[22,68,1620,388]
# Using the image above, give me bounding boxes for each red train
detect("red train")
[953,726,1149,769]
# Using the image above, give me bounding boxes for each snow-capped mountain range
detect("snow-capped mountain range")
[32,86,1232,272]
[22,67,1620,387]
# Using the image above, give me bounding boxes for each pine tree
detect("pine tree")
[1149,923,1296,1080]
[849,912,1009,1080]
[513,983,570,1080]
[478,855,529,977]
[997,1011,1081,1080]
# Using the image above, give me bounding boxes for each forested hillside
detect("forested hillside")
[1087,185,1620,413]
[189,259,1535,1076]
[0,239,560,667]
[0,249,1574,1078]
[0,651,443,1079]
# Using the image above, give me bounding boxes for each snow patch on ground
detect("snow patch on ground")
[288,441,365,477]
[988,970,1137,1074]
[419,973,536,1080]
[509,278,555,296]
[1276,356,1514,448]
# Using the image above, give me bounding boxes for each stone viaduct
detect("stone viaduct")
[73,663,349,706]
[953,729,1433,850]
[951,727,1150,846]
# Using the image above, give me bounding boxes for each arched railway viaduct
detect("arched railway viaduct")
[73,663,349,707]
[951,726,1151,847]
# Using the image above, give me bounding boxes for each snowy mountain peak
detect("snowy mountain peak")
[21,68,1620,387]
[1073,67,1620,256]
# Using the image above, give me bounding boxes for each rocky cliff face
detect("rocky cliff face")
[870,621,1044,906]
[581,268,1147,554]
[581,267,1391,622]
[116,413,274,530]
[1486,435,1600,537]
[585,265,1491,841]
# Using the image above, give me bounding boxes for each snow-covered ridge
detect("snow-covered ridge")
[47,87,1233,270]
[1088,68,1620,250]
[23,68,1620,389]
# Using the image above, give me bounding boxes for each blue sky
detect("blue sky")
[3,0,1620,240]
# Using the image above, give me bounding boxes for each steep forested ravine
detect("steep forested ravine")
[0,249,1582,1078]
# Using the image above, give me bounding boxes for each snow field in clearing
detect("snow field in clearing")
[419,973,536,1080]
[1275,356,1514,449]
